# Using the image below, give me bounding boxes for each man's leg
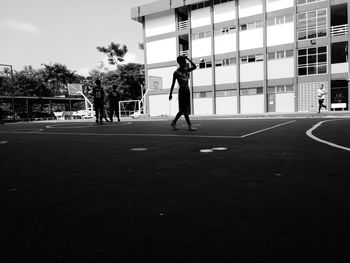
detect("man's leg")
[95,105,99,123]
[116,106,120,122]
[318,100,322,113]
[99,105,104,123]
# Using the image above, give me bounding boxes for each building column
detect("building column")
[294,0,299,112]
[263,0,268,113]
[236,0,241,114]
[327,0,332,111]
[188,7,194,115]
[210,1,216,115]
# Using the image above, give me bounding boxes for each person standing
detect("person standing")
[169,56,197,131]
[92,79,105,124]
[108,85,121,122]
[317,84,327,113]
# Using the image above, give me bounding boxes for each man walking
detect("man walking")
[317,84,327,113]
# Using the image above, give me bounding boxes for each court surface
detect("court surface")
[1,117,350,262]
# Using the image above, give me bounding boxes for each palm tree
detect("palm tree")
[96,42,128,66]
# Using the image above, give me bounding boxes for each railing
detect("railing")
[331,24,348,37]
[179,50,189,57]
[178,20,189,30]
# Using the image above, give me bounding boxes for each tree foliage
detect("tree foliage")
[96,42,128,66]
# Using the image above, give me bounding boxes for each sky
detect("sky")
[0,0,156,76]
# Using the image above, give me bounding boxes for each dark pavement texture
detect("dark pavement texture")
[0,118,349,262]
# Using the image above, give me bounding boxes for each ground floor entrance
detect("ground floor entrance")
[331,80,349,111]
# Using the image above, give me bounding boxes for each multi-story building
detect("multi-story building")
[131,0,350,116]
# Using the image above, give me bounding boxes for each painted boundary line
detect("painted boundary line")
[0,120,296,139]
[240,120,296,138]
[45,122,132,129]
[306,119,350,152]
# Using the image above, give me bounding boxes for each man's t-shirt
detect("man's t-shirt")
[109,90,120,105]
[93,86,105,103]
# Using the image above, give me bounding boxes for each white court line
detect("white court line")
[239,120,296,138]
[306,119,350,152]
[0,120,296,139]
[45,122,132,129]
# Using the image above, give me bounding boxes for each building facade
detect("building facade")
[131,0,350,116]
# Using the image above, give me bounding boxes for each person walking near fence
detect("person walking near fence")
[317,84,327,113]
[108,85,121,122]
[92,79,105,124]
[169,56,197,131]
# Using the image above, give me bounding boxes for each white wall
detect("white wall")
[148,66,177,90]
[216,96,237,115]
[214,1,236,24]
[240,62,264,82]
[266,0,294,12]
[194,98,213,115]
[191,7,211,28]
[215,65,236,84]
[149,94,178,116]
[267,22,294,47]
[331,63,349,74]
[276,93,295,112]
[145,11,176,37]
[193,68,212,86]
[239,28,263,50]
[192,37,212,58]
[240,94,264,113]
[214,33,236,54]
[239,0,262,18]
[146,38,177,64]
[267,58,294,79]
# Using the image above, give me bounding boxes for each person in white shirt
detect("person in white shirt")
[317,84,327,113]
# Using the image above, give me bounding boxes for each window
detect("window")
[216,89,237,97]
[240,54,264,64]
[240,87,263,96]
[192,31,212,40]
[267,85,295,93]
[267,50,294,60]
[286,50,294,57]
[214,0,233,5]
[215,57,236,67]
[297,9,327,40]
[267,15,294,26]
[191,1,211,10]
[240,24,247,31]
[297,0,325,5]
[197,59,212,69]
[215,26,235,36]
[298,46,327,76]
[193,91,213,98]
[331,42,348,64]
[268,52,275,60]
[240,21,262,31]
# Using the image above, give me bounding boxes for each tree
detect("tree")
[96,42,128,66]
[40,63,82,96]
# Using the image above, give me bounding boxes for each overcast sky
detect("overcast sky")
[0,0,156,75]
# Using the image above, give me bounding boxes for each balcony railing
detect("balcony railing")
[331,24,348,37]
[179,50,189,57]
[178,20,189,31]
